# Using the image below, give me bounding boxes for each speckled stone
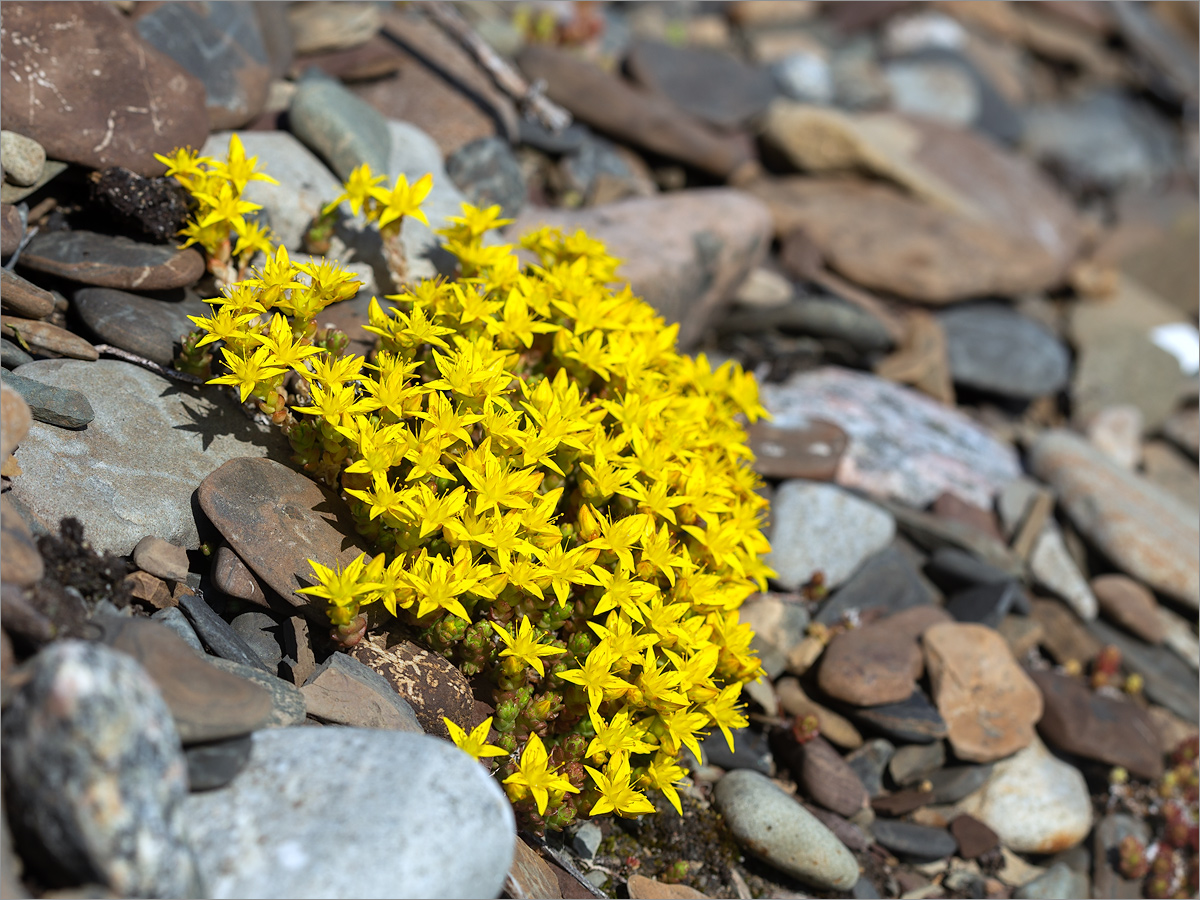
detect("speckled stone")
[19,231,204,291]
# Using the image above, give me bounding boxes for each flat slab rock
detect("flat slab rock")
[19,231,204,291]
[9,360,289,556]
[762,366,1021,510]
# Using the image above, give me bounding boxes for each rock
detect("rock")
[176,592,273,674]
[1,493,43,586]
[997,615,1044,659]
[20,230,204,291]
[955,735,1092,854]
[1,641,198,898]
[818,607,950,707]
[871,820,957,862]
[766,480,895,592]
[740,593,810,680]
[1163,405,1199,458]
[210,544,269,606]
[1030,598,1103,669]
[852,689,948,745]
[625,39,776,131]
[289,72,391,181]
[889,741,946,787]
[0,130,45,186]
[776,677,863,750]
[938,304,1070,400]
[1030,428,1199,608]
[510,837,564,900]
[1,203,22,259]
[1014,860,1089,900]
[1,371,94,428]
[206,657,306,731]
[803,804,871,853]
[0,160,66,206]
[2,316,99,360]
[845,739,894,799]
[10,359,288,556]
[747,418,848,481]
[74,287,206,367]
[1,381,31,461]
[816,543,936,627]
[771,48,834,105]
[713,768,859,892]
[572,821,603,862]
[0,2,208,176]
[149,606,204,655]
[134,1,270,130]
[1142,439,1200,512]
[1091,574,1165,644]
[627,873,710,900]
[731,293,894,356]
[1093,814,1151,900]
[517,45,757,182]
[923,622,1042,762]
[0,337,33,369]
[784,735,868,818]
[926,764,995,805]
[350,639,477,740]
[288,1,381,54]
[1030,670,1163,780]
[445,137,527,220]
[870,787,934,817]
[1086,405,1143,470]
[1028,529,1098,621]
[95,614,273,743]
[950,814,1000,860]
[891,500,1024,578]
[1085,617,1199,725]
[507,189,771,350]
[197,456,371,617]
[132,535,190,583]
[229,611,286,673]
[1158,604,1200,671]
[184,727,515,900]
[1,269,55,319]
[762,367,1021,510]
[184,733,253,793]
[558,131,659,207]
[123,571,173,609]
[883,58,980,127]
[300,652,422,732]
[945,581,1027,628]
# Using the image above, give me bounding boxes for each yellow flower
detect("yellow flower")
[208,345,288,403]
[444,716,508,761]
[193,180,261,234]
[296,553,380,625]
[211,132,279,194]
[585,752,656,818]
[324,162,386,217]
[489,615,564,677]
[503,733,579,815]
[641,752,689,816]
[154,146,214,191]
[370,172,433,229]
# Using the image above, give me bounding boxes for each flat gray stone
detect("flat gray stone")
[289,72,391,181]
[9,359,289,556]
[1,370,94,428]
[184,727,515,899]
[939,304,1070,399]
[206,657,306,730]
[74,288,206,367]
[816,543,935,626]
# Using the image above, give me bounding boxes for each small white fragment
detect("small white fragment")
[1150,323,1200,375]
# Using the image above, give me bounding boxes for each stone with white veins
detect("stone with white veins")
[766,480,895,591]
[185,727,515,899]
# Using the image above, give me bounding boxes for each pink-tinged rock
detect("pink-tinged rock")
[923,622,1043,763]
[506,190,771,349]
[761,367,1021,510]
[1091,574,1165,644]
[1030,429,1200,609]
[0,2,209,176]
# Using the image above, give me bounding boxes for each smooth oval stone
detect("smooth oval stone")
[1,371,94,428]
[889,741,946,788]
[19,231,204,291]
[714,768,859,892]
[74,288,206,367]
[183,727,516,900]
[786,735,869,818]
[1,641,199,898]
[0,269,55,318]
[289,72,391,181]
[1,337,34,369]
[0,130,46,186]
[940,304,1070,399]
[211,544,270,606]
[185,733,253,792]
[852,689,948,744]
[871,819,957,861]
[1,315,99,360]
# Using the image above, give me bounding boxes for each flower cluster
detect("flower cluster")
[175,142,774,833]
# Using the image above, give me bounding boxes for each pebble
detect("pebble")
[1086,617,1199,725]
[184,733,254,793]
[788,734,869,817]
[507,188,772,350]
[288,1,380,54]
[883,58,980,126]
[775,676,863,750]
[931,491,1005,544]
[210,544,270,606]
[1,203,22,259]
[818,611,931,707]
[733,266,795,308]
[747,418,848,481]
[997,615,1044,659]
[94,613,273,744]
[10,360,288,556]
[206,657,307,730]
[851,689,948,745]
[176,591,274,674]
[0,160,67,206]
[0,131,46,187]
[1,641,199,898]
[733,292,895,356]
[1,371,94,428]
[1142,438,1200,513]
[1158,603,1200,671]
[949,814,1000,860]
[713,768,860,893]
[1086,405,1143,470]
[445,136,527,219]
[0,337,34,369]
[889,741,946,787]
[1,381,32,462]
[559,130,659,206]
[815,543,936,626]
[198,456,372,615]
[926,546,1015,595]
[1030,598,1102,668]
[510,837,564,900]
[229,611,286,674]
[889,501,1023,578]
[350,640,478,740]
[184,727,515,900]
[771,48,834,104]
[136,2,270,131]
[517,45,757,182]
[871,820,958,862]
[1091,574,1164,644]
[0,2,208,176]
[1162,404,1199,458]
[300,652,422,732]
[132,535,190,583]
[572,821,603,862]
[74,288,207,367]
[627,874,710,900]
[845,739,895,798]
[926,764,995,806]
[740,593,810,680]
[289,71,391,181]
[625,38,777,131]
[149,606,204,655]
[19,231,205,292]
[2,316,99,360]
[762,367,1021,510]
[1,494,44,587]
[954,735,1092,854]
[1,269,55,319]
[765,480,895,592]
[1092,813,1151,900]
[945,581,1027,628]
[1013,861,1089,900]
[1030,669,1163,781]
[870,787,933,818]
[938,304,1070,400]
[923,622,1042,763]
[1030,428,1199,608]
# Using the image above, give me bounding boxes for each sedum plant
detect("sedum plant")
[169,140,775,834]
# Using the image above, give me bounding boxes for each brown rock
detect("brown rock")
[0,269,54,319]
[299,653,422,732]
[0,316,98,360]
[1141,440,1200,513]
[932,491,1004,543]
[923,622,1043,762]
[0,493,42,586]
[516,45,756,181]
[1091,574,1165,644]
[211,544,270,607]
[1030,669,1164,780]
[287,1,381,54]
[1147,704,1200,754]
[1162,405,1199,458]
[776,675,863,750]
[874,309,955,404]
[19,231,205,291]
[1030,429,1200,608]
[506,190,771,350]
[349,639,476,740]
[122,570,174,609]
[786,735,869,818]
[1030,597,1103,668]
[871,788,934,817]
[950,814,1000,859]
[627,874,711,900]
[508,838,563,900]
[748,418,847,480]
[818,621,923,707]
[132,535,190,583]
[0,2,209,176]
[996,615,1044,659]
[0,382,31,463]
[1,203,22,259]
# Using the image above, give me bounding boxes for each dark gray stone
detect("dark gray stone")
[728,293,894,356]
[178,592,274,674]
[852,876,882,899]
[888,741,946,788]
[517,119,588,154]
[870,819,957,861]
[185,734,253,792]
[18,230,205,291]
[946,580,1028,628]
[559,129,647,205]
[845,738,894,798]
[445,136,526,219]
[851,690,948,744]
[1014,861,1089,900]
[150,606,205,655]
[1,370,94,428]
[205,657,306,731]
[230,611,286,675]
[74,288,206,367]
[925,546,1017,595]
[926,764,994,805]
[1086,617,1199,724]
[939,303,1070,400]
[0,336,34,369]
[699,726,773,776]
[290,72,391,181]
[816,543,935,626]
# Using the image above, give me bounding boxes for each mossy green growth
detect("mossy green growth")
[167,137,775,834]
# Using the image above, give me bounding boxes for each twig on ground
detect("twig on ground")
[93,344,208,385]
